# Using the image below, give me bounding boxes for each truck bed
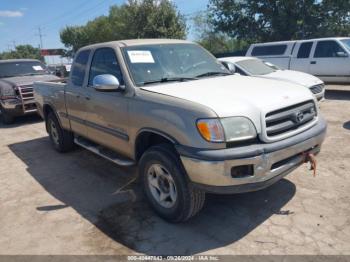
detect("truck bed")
[33,80,68,120]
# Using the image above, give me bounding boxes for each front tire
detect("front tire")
[0,107,15,125]
[139,144,205,222]
[47,112,75,152]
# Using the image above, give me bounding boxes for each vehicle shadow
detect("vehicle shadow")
[343,121,350,130]
[9,137,296,255]
[325,89,350,101]
[0,114,42,129]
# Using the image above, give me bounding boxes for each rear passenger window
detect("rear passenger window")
[314,41,345,58]
[71,50,90,86]
[251,45,287,56]
[297,42,313,58]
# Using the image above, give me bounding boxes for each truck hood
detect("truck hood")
[258,70,324,88]
[141,75,315,133]
[0,74,60,86]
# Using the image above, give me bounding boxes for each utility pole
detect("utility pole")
[36,27,46,63]
[36,26,45,49]
[12,40,16,50]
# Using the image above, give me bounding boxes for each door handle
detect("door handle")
[76,95,80,98]
[310,61,316,64]
[85,96,91,101]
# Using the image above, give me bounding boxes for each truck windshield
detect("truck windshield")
[0,61,48,78]
[340,39,350,52]
[236,59,276,75]
[122,43,230,86]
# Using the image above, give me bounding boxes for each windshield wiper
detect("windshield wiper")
[195,71,232,78]
[21,73,46,76]
[140,76,198,86]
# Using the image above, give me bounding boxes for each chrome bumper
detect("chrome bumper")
[1,98,37,114]
[178,117,327,193]
[1,98,21,110]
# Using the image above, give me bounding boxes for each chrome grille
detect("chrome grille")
[265,100,317,137]
[310,84,324,94]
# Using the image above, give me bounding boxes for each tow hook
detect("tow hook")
[303,152,317,177]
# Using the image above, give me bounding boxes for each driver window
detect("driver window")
[88,48,124,86]
[314,41,345,58]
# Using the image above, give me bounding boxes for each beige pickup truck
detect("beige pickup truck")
[34,39,327,222]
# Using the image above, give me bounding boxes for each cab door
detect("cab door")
[290,41,314,73]
[83,47,130,156]
[65,49,91,137]
[309,40,350,82]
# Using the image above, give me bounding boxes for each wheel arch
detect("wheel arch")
[43,104,63,132]
[134,128,178,161]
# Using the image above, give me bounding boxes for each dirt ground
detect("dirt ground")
[0,86,349,255]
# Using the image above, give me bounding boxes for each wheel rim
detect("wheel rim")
[147,163,177,209]
[50,120,59,145]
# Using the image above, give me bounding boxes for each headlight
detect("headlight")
[221,117,257,142]
[1,85,16,99]
[196,119,225,142]
[196,117,257,142]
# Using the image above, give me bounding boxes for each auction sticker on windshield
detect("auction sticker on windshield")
[127,50,155,63]
[33,65,44,71]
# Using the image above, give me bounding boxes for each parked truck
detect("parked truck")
[34,39,327,222]
[246,37,350,83]
[0,59,59,124]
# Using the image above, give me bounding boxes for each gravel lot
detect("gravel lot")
[0,86,349,255]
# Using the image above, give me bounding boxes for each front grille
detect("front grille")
[265,100,317,137]
[18,85,34,101]
[310,84,324,94]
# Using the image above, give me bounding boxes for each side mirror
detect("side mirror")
[336,51,348,57]
[221,61,236,73]
[93,74,122,91]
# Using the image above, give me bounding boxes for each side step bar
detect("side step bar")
[74,137,135,167]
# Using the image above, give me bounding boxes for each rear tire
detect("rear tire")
[139,144,205,222]
[0,107,15,125]
[47,112,75,152]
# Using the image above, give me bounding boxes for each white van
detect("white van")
[246,37,350,83]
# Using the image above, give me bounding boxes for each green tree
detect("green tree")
[0,45,42,61]
[192,12,248,54]
[208,0,350,43]
[60,0,186,53]
[318,0,350,37]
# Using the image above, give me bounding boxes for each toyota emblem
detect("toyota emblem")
[295,112,304,123]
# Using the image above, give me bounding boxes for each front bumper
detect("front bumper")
[315,89,325,102]
[177,117,327,194]
[1,98,37,116]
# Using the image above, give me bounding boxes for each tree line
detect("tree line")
[0,45,42,61]
[1,0,350,60]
